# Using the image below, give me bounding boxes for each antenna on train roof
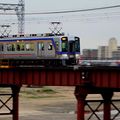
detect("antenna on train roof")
[49,22,64,36]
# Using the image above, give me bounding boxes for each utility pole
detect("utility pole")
[16,0,25,34]
[0,0,25,34]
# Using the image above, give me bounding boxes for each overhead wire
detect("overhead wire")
[25,5,120,15]
[0,4,120,15]
[0,4,120,26]
[1,11,120,25]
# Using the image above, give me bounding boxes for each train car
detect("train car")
[0,33,80,66]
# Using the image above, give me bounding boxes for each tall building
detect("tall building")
[98,37,118,59]
[112,46,120,59]
[108,37,117,58]
[98,46,108,59]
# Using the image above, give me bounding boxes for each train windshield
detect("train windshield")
[61,37,80,52]
[69,41,75,52]
[75,37,80,52]
[61,37,68,52]
[68,37,80,52]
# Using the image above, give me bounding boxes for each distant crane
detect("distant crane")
[0,0,25,34]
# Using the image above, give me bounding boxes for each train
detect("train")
[0,33,80,67]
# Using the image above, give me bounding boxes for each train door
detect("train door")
[45,41,55,57]
[38,42,45,57]
[37,41,55,58]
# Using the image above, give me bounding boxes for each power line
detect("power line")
[1,11,120,25]
[1,5,120,28]
[26,5,120,15]
[0,4,120,15]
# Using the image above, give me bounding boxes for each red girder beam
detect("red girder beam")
[0,66,120,89]
[0,67,82,86]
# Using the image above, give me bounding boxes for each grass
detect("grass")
[40,87,57,94]
[20,87,58,99]
[0,86,66,99]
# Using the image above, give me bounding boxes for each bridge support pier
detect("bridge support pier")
[102,91,113,120]
[11,85,21,120]
[0,85,21,120]
[74,86,87,120]
[74,86,114,120]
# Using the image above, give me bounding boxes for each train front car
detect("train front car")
[58,36,80,65]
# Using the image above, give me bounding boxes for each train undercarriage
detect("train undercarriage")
[0,58,77,67]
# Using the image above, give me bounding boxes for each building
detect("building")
[98,37,118,59]
[82,49,98,59]
[98,46,108,59]
[112,46,120,59]
[82,37,119,60]
[112,51,120,59]
[108,37,117,58]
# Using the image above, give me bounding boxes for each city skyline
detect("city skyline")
[82,37,120,59]
[82,37,119,49]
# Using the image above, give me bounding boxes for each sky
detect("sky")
[0,0,120,50]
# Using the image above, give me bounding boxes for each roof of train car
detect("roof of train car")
[0,33,79,43]
[0,33,66,42]
[0,33,65,38]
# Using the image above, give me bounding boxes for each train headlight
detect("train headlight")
[62,54,68,58]
[75,54,80,58]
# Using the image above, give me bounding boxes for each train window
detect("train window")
[41,43,44,50]
[7,44,15,51]
[69,41,75,52]
[16,43,25,51]
[38,42,44,50]
[55,41,59,51]
[48,42,53,50]
[12,44,15,51]
[30,43,34,51]
[38,43,41,50]
[7,44,11,51]
[20,43,25,51]
[75,37,80,52]
[0,44,3,51]
[25,43,34,51]
[16,44,20,51]
[61,37,68,52]
[26,44,29,51]
[62,41,68,52]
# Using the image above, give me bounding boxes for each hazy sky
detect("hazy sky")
[0,0,120,49]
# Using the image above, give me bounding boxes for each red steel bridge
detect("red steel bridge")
[0,66,120,120]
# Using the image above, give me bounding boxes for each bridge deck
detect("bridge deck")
[0,66,120,90]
